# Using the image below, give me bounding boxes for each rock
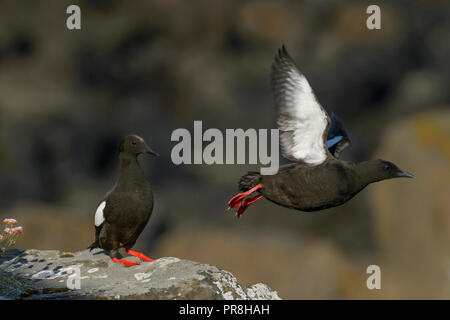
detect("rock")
[0,249,281,300]
[245,283,285,300]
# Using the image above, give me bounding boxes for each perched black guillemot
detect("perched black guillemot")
[228,46,414,217]
[88,135,159,267]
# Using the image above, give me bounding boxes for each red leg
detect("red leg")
[228,184,263,217]
[236,195,263,217]
[112,257,140,267]
[126,248,154,262]
[228,184,262,208]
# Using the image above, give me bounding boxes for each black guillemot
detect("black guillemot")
[228,46,414,217]
[88,135,159,267]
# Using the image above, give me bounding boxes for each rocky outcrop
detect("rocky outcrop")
[0,249,280,300]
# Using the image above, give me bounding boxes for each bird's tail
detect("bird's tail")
[88,225,103,252]
[239,171,262,192]
[87,240,99,252]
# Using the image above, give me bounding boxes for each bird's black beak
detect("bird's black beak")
[145,147,159,156]
[396,170,415,178]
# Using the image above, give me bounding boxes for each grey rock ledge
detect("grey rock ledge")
[0,249,281,300]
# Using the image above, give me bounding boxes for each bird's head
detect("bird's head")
[119,135,159,157]
[369,159,415,182]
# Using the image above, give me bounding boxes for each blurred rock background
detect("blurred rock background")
[0,0,449,299]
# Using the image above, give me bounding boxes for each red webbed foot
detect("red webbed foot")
[227,184,263,218]
[112,257,140,267]
[126,248,154,262]
[235,195,263,217]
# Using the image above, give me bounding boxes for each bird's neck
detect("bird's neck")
[117,153,146,187]
[353,160,384,186]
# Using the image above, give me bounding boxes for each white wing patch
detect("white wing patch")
[94,201,106,227]
[271,47,329,165]
[280,71,328,164]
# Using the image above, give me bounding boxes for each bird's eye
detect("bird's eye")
[131,141,137,145]
[384,165,390,170]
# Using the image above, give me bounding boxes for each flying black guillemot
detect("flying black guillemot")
[88,135,159,267]
[228,46,414,217]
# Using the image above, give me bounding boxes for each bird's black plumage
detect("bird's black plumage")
[228,46,414,216]
[238,158,413,212]
[89,135,158,264]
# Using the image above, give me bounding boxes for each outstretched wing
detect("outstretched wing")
[271,46,331,165]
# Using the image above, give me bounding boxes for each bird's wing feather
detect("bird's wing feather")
[326,112,351,158]
[271,46,331,165]
[94,201,106,227]
[90,200,109,250]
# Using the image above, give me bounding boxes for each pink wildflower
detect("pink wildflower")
[3,218,17,225]
[12,226,23,234]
